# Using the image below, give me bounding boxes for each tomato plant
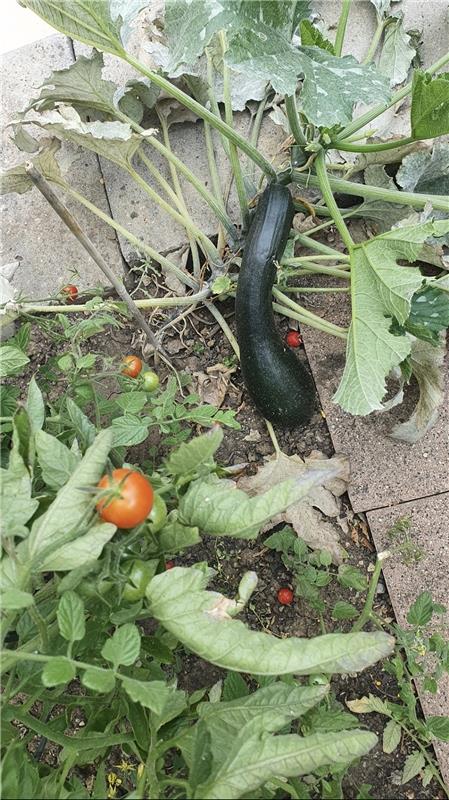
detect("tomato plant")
[142,370,159,392]
[96,468,154,528]
[121,355,143,378]
[61,284,78,303]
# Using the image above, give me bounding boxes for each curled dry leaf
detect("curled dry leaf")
[194,363,235,408]
[238,451,349,563]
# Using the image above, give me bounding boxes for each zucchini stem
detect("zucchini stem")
[285,95,307,147]
[124,53,276,178]
[16,289,211,315]
[293,169,449,213]
[273,288,347,337]
[273,301,348,339]
[220,32,249,229]
[314,151,354,250]
[362,16,391,64]
[294,233,347,258]
[156,110,201,277]
[282,264,350,279]
[332,136,415,153]
[62,183,199,289]
[334,0,352,56]
[265,420,282,456]
[204,300,240,358]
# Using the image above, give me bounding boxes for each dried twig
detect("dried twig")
[25,162,167,358]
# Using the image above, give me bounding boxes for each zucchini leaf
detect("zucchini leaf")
[147,566,394,675]
[391,334,446,443]
[378,13,416,88]
[21,0,125,57]
[333,222,449,415]
[411,71,449,139]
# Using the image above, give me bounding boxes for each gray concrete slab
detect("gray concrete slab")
[1,36,124,299]
[367,494,449,784]
[301,290,449,513]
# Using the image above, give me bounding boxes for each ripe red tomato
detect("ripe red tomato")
[96,468,153,529]
[277,587,294,605]
[121,355,143,378]
[165,561,175,570]
[62,284,78,303]
[285,330,302,348]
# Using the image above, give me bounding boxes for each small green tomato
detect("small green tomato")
[148,493,167,533]
[142,370,159,393]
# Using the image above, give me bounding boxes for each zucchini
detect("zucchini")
[235,182,316,427]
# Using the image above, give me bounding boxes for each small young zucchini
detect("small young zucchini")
[235,182,315,426]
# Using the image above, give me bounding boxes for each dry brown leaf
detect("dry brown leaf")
[194,368,230,408]
[243,429,262,443]
[238,450,349,563]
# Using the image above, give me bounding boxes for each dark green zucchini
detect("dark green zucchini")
[235,182,315,427]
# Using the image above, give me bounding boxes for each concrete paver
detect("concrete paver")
[1,36,124,300]
[301,290,449,512]
[367,494,449,784]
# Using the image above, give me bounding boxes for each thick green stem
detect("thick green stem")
[352,553,389,632]
[206,48,231,160]
[283,264,351,279]
[204,300,240,357]
[273,287,347,335]
[265,420,281,456]
[293,169,449,213]
[314,151,354,250]
[335,50,449,141]
[124,53,276,177]
[273,301,347,339]
[249,90,270,182]
[285,95,307,146]
[116,105,236,241]
[278,285,349,293]
[332,135,416,153]
[294,233,345,258]
[156,112,201,277]
[63,184,198,289]
[203,120,227,213]
[283,254,350,264]
[128,164,219,262]
[220,32,249,228]
[334,0,352,56]
[362,16,390,64]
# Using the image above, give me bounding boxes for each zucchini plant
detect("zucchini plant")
[2,0,449,435]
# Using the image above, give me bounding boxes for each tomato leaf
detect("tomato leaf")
[57,591,86,643]
[101,623,141,670]
[198,724,377,799]
[35,429,80,489]
[41,659,76,687]
[0,345,29,378]
[26,428,113,563]
[165,427,223,475]
[179,461,341,540]
[382,719,401,753]
[120,677,171,713]
[147,567,394,675]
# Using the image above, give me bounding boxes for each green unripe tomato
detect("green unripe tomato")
[148,493,167,533]
[142,370,159,392]
[122,559,156,602]
[79,578,113,599]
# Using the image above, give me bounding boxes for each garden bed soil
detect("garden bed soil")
[6,300,445,800]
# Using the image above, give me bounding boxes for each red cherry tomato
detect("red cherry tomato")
[277,587,294,605]
[121,355,143,378]
[62,284,78,303]
[96,468,153,529]
[285,330,302,348]
[165,561,175,570]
